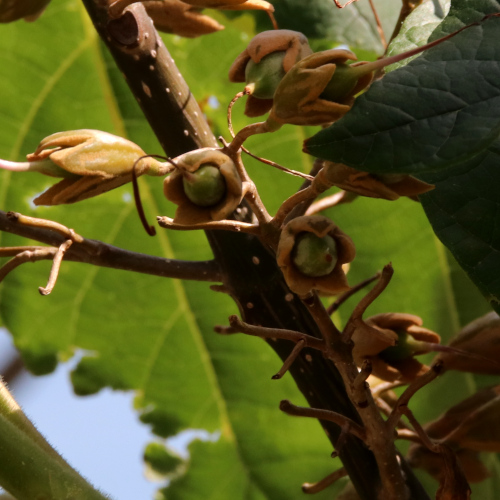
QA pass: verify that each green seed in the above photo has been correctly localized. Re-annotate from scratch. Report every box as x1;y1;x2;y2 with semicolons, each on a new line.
182;165;226;207
291;232;338;277
245;51;287;100
320;63;362;103
379;330;423;363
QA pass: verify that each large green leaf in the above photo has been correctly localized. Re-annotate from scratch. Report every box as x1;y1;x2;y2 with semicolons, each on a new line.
237;0;400;54
0;0;498;499
305;2;500;174
305;0;500;311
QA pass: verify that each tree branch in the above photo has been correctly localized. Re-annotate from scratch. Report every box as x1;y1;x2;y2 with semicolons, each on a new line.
0;210;221;283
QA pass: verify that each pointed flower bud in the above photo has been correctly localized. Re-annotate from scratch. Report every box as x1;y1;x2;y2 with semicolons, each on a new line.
142;0;224;38
229;30;312;117
276;215;355;297
314;161;434;201
435;312;500;375
408;386;500;483
352;313;441;382
163;148;243;224
0;130;168;205
0;0;50;23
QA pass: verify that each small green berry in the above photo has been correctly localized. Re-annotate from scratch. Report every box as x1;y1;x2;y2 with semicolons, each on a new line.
291;232;338;277
182;165;226;207
245;51;287;100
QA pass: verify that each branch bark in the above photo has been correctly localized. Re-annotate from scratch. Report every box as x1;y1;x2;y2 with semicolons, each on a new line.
0;210;221;283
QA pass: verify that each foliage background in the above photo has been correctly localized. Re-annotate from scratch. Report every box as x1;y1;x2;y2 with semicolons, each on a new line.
0;0;498;498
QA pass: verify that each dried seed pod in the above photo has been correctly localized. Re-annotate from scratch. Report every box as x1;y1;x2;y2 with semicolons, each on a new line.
0;0;51;22
314;162;434;201
0;129;167;205
435;311;500;375
142;0;224;38
408;386;500;483
229;30;313;117
352;313;441;382
268;49;373;127
277;215;355;297
163;148;243;224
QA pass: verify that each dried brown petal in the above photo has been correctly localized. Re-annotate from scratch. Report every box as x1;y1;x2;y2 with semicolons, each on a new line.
314;162;434;201
143;0;223;37
436;311;500;375
408;386;500;484
163;148;243;224
276;215;355;297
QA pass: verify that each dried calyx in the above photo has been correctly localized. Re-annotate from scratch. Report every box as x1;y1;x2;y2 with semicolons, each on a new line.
277;215;355;297
163;148;243;224
229;30;312;117
313;161;434;201
352;313;441;382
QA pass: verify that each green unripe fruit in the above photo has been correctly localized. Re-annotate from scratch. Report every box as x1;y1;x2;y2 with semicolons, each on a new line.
245;51;287;99
379;330;423;363
291;232;338;277
182;165;226;207
320;63;365;103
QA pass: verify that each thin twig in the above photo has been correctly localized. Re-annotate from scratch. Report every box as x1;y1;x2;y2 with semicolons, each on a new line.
38;239;73;296
396;428;422;444
156;216;261;234
280;399;366;441
305;191;355;215
367;0;387;49
341;264;393;342
399;406;441;452
0;247;57;284
6;212;84;244
272;339;306;379
215;315;325;351
327;271;381;315
302;468;347;494
0;212;222;283
386;362;443;432
227;91;312;181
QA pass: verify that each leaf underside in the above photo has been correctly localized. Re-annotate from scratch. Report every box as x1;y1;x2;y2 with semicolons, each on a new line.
306;0;500;312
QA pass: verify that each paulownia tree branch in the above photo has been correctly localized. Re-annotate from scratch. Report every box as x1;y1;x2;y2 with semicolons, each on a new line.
79;2;431;499
0;210;221;283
